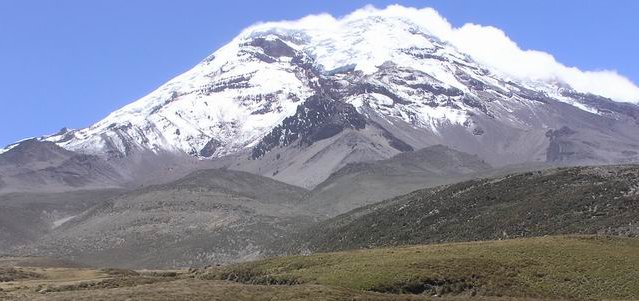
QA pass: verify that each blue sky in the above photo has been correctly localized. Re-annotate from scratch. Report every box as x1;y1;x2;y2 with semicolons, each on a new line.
0;0;638;147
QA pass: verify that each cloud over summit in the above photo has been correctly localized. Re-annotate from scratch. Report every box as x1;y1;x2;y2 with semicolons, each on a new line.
247;5;639;104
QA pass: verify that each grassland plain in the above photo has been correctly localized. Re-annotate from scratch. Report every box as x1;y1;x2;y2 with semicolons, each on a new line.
1;236;638;300
205;236;639;300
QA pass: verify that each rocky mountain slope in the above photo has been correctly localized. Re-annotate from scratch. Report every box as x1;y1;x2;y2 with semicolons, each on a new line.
0;140;124;193
12;169;312;268
2;146;494;267
277;165;639;254
2;6;639;190
0;189;124;252
303;144;492;216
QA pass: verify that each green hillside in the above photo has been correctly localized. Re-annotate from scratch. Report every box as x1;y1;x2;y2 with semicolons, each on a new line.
206;236;639;300
280;166;639;253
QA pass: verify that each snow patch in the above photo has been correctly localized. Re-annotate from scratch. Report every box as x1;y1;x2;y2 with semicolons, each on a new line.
53;215;77;228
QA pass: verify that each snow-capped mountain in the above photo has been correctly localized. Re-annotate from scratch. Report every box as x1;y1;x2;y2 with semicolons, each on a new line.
3;5;639;188
38;35;316;158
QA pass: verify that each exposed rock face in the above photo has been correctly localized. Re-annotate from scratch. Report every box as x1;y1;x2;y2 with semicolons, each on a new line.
252;95;367;159
248;37;297;58
560;90;639;121
546;126;579;162
200;138;221;158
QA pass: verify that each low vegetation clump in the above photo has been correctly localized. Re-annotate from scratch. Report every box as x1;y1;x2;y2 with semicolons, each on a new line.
98;268;140;277
41;276;176;293
0;267;42;282
202;267;303;285
205;235;639;300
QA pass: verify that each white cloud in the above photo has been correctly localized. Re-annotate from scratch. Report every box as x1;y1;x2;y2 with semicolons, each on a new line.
448;23;639;103
244;5;639;103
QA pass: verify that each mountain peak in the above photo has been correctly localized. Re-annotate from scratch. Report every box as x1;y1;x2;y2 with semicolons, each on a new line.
243;4;639;103
2;5;638;189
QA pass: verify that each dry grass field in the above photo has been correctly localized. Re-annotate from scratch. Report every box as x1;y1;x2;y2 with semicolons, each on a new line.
1;236;638;301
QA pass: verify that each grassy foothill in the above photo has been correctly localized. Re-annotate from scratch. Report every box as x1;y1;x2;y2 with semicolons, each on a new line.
206;235;639;300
